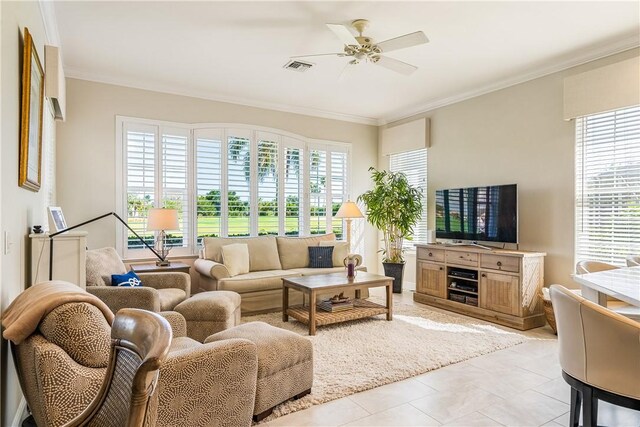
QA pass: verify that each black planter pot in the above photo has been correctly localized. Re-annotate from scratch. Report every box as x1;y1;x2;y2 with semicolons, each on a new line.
383;262;405;294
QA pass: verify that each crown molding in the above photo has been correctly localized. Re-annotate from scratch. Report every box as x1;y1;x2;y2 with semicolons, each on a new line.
379;36;640;125
64;68;379;126
39;0;60;46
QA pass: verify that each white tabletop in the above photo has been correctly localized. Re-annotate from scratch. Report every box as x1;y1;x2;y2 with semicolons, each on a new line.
573;266;640;307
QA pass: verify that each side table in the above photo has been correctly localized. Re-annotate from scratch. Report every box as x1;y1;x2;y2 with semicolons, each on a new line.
130;261;191;275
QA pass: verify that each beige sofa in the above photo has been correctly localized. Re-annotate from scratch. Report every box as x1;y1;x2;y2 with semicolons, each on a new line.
194;233;366;313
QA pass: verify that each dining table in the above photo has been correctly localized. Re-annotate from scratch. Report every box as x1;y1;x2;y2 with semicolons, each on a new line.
573;265;640;308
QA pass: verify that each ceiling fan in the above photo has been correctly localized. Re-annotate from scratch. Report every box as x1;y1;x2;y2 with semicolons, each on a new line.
291;19;429;78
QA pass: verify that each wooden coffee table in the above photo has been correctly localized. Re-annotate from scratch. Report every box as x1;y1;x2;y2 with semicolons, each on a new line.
282;271;393;335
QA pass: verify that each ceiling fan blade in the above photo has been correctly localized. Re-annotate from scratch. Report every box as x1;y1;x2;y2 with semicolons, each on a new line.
339;61;357;81
374;55;418;76
376;31;429;53
290;53;346;59
326;23;360;46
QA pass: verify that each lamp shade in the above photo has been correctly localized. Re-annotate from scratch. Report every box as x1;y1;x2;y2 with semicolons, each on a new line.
334;201;364;219
147;208;179;231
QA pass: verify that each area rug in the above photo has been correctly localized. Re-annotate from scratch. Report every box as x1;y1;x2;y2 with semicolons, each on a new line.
243;299;529;422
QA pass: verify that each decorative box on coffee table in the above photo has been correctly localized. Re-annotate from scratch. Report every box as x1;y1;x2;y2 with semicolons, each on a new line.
282;272;393;335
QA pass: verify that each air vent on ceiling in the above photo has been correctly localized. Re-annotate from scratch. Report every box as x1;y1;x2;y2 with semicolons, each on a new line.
283;60;314;72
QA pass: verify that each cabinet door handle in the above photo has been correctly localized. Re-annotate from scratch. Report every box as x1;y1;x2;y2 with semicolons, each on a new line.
481;273;486;278
459;255;464;259
428;252;433;257
439;267;443;271
497;261;502;267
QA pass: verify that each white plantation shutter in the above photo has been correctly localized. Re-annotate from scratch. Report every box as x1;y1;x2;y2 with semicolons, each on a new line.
125;124;156;249
330;151;348;239
257;133;279;235
389;148;428;246
161;128;190;249
576;106;640;265
283;138;304;236
195;129;223;241
309;149;328;235
227;131;252;237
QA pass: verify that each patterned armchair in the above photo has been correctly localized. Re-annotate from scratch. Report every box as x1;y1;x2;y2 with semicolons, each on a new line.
85;247;191;313
11;300;259;427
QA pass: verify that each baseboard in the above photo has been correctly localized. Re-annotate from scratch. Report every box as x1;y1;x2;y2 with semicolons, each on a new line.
11;398;27;427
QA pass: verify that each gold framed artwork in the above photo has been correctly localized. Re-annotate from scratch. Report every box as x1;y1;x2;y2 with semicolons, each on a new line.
19;27;45;192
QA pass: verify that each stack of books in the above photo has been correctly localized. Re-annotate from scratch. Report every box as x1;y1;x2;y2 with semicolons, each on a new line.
317;299;354;312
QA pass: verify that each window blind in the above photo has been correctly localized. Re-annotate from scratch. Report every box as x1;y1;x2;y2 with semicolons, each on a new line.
161;129;189;249
283;141;304;236
125;125;156;249
196;130;223;241
227;133;251;237
330;151;347;239
576;105;640;265
389;148;428;246
309;150;328;235
257;135;279;235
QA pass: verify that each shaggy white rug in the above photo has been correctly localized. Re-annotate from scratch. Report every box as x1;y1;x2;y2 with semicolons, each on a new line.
244;299;528;422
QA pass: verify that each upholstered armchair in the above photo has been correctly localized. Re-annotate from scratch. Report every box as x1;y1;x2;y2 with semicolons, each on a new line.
550;285;640;427
86;247;191;312
9;299;259;427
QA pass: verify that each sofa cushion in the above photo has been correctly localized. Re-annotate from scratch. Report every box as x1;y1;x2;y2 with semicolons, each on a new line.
319;241;349;267
158;288;187;311
222;243;250;276
86;247;127;287
218;270;302;294
202;236;282;271
276;234;336;270
308;246;334;268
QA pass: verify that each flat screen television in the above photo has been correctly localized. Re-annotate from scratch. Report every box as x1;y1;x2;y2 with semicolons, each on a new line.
435;184;518;244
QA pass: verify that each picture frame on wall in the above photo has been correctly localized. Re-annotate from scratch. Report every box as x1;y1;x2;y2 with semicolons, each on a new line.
48;207;67;232
19;27;45;192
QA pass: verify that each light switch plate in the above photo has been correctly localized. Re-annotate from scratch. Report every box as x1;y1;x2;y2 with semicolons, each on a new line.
4;231;11;255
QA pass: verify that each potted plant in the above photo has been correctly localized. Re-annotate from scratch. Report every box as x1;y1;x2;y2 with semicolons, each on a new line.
358;167;423;293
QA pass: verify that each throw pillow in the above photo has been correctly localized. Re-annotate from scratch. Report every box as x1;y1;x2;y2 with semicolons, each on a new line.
319;241;349;267
111;271;143;287
308;246;334;268
222;243;250;277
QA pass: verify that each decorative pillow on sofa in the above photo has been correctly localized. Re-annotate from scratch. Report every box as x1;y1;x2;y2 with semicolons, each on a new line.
320;241;349;267
111;271;142;287
222;243;250;277
308;246;334;268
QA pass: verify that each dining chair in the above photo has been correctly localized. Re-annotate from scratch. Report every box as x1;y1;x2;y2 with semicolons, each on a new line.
550;285;640;427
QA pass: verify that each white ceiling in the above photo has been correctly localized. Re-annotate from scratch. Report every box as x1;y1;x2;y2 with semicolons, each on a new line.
52;1;640;125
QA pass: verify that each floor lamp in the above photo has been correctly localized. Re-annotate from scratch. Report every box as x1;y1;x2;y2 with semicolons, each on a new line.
48;211;166;280
335;201;364;252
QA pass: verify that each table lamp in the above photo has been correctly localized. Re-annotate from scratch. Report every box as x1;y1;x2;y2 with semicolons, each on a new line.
335;201;364;251
147;208;179;266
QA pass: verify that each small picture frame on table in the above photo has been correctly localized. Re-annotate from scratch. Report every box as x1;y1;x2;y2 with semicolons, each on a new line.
48;207;67;232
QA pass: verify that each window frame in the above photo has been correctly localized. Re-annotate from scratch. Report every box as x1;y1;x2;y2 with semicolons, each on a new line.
574;105;640;266
116;116;351;258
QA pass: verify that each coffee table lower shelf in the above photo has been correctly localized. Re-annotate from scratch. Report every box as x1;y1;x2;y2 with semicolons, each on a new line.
286;299;389;327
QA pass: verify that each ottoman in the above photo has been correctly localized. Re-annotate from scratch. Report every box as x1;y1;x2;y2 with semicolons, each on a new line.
205;321;313;421
174;291;241;342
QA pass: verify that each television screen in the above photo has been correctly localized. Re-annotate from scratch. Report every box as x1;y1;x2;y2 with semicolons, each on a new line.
435;184;518;244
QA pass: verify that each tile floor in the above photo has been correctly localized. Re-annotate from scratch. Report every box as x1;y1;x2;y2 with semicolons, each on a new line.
265;290;640;427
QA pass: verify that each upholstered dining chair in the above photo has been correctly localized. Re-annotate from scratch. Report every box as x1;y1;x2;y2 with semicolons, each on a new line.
10;299;259;427
626;255;640;267
86;247;191;313
575;260;640;321
550;285;640;427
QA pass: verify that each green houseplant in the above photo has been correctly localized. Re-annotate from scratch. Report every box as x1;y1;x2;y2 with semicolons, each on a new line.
358;167;423;293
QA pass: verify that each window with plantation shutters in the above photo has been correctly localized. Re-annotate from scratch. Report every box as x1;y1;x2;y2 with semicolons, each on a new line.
124;124;156;250
117;118;351;256
575;105;640;266
389;148;428;246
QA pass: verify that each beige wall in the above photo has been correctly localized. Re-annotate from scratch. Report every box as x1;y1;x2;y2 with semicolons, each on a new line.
56;79;379;277
1;2;54;424
381;48;639;288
